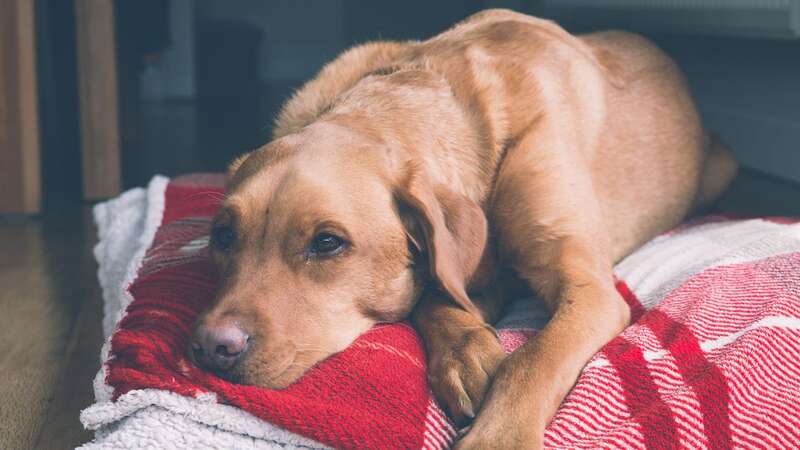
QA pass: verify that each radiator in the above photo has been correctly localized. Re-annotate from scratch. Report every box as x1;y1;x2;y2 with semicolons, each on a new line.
540;0;800;38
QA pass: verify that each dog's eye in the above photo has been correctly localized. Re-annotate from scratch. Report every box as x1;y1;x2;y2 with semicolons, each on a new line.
309;233;346;257
211;225;236;251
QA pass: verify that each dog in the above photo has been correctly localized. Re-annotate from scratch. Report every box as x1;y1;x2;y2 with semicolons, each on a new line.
189;9;737;448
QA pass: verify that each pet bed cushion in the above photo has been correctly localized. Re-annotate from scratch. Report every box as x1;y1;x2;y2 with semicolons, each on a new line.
81;174;800;449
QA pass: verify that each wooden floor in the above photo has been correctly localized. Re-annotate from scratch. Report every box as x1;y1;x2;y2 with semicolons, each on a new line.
0;203;102;449
0;167;797;449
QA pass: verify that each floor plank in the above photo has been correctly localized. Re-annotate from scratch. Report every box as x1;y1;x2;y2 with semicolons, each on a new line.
0;204;101;450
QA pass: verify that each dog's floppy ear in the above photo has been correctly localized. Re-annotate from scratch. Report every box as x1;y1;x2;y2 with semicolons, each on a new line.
395;163;487;318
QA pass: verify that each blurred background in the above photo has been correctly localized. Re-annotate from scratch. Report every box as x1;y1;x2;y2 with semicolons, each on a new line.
9;0;800;212
0;1;798;449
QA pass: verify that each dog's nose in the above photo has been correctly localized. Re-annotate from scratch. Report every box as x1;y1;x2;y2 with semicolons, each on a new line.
191;320;250;372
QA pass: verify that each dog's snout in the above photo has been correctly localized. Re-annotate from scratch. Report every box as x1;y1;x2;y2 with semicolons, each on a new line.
191;320;250;373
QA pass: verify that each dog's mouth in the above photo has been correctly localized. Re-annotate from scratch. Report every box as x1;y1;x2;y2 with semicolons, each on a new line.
217;344;322;389
210;363;245;384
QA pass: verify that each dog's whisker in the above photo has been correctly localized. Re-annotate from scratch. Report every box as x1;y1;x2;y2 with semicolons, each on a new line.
182;191;228;203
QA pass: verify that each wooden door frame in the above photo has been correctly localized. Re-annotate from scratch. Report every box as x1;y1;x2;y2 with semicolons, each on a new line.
75;0;121;200
0;0;41;214
0;0;122;214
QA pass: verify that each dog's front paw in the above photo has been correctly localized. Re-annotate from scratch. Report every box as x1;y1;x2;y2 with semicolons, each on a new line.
427;325;506;426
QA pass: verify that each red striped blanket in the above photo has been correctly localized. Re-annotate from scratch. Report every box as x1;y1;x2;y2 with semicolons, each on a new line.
82;174;800;449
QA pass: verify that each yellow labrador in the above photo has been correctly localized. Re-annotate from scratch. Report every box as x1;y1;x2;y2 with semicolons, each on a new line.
190;9;737;448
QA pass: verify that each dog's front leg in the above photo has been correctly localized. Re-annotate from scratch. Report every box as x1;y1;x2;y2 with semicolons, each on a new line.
454;269;629;449
412;291;507;427
456;130;632;449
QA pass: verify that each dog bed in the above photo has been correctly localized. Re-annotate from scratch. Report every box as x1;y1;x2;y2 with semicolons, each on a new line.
80;174;800;449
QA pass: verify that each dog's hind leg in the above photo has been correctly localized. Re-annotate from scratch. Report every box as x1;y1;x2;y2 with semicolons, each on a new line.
693;133;738;211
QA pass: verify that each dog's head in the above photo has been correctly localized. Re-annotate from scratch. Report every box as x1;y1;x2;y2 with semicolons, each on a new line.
189;122;487;388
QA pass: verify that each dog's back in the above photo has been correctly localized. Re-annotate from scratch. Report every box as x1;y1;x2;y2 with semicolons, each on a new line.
274;9;735;260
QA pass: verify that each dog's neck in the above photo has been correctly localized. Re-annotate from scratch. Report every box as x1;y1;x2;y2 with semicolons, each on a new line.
320;68;497;203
